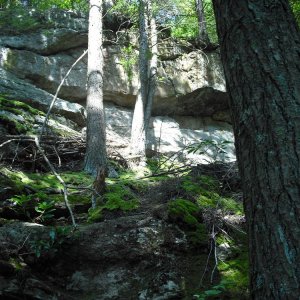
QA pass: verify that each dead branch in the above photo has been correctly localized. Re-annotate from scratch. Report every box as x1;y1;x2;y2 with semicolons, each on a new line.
34;136;76;228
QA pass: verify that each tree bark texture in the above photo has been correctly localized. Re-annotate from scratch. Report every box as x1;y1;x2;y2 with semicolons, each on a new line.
195;0;210;45
130;0;149;160
85;0;107;179
145;0;158;132
212;1;300;298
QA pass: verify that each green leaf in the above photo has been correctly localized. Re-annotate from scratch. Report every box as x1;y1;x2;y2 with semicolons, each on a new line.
204;289;222;296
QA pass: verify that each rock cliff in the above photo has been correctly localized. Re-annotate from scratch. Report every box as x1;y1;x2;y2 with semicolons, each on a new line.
0;8;234;162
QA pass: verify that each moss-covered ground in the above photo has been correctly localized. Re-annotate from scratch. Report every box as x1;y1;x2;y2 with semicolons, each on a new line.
0;155;248;298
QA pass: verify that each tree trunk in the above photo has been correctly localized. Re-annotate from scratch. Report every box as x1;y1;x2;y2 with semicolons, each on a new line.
130;0;149;163
212;0;300;298
145;0;158;133
195;0;210;46
85;0;107;192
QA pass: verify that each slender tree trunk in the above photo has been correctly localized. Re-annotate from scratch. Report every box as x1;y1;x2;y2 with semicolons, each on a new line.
85;0;107;196
145;0;158;133
212;0;300;298
130;0;149;163
195;0;210;46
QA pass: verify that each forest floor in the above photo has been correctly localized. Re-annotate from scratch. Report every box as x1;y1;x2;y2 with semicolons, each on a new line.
0;138;249;299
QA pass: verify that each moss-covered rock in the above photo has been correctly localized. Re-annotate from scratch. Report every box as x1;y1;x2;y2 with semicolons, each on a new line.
168;198;207;247
87;183;140;223
168;198;200;228
0;95;42;135
0;95;81;136
181;175;243;214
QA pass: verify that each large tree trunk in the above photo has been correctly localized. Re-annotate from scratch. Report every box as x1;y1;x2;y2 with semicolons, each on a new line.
85;0;107;194
130;0;149;164
212;0;300;298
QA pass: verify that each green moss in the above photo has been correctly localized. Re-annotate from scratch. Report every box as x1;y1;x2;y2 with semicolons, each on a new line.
0;96;46;134
109;168;165;193
104;184;139;210
0;114;28;134
218;251;249;297
87;207;103;223
181;175;243;214
0;168;27;193
62;171;93;186
186;224;207;247
197;193;243;214
168;198;200;228
87;183;139;223
168;198;207;246
18;172;62;190
1;169;94;203
0;96;45;116
182;175;218;195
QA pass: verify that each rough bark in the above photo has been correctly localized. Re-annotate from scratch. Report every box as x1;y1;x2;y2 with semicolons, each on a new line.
195;0;210;45
85;0;107;186
212;0;300;298
145;0;158;133
130;0;149;162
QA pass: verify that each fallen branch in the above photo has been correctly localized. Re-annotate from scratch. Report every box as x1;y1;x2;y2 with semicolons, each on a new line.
138;164;191;180
34;136;76;228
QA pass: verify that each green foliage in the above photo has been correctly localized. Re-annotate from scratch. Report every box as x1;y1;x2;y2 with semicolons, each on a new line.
3;170;92;192
193;279;234;299
202;0;218;43
111;0;138;20
186;139;233;163
194;232;249;299
7;171;62;190
165;0;217;42
29;226;73;258
290;0;300;24
0;168;25;194
165;0;198;39
0;0;88;11
87;207;103;223
10;192;56;223
34;198;56;222
120;44;138;81
0;7;46;33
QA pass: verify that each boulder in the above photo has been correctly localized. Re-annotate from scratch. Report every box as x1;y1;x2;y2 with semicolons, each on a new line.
0;219;209;299
0;68;85;126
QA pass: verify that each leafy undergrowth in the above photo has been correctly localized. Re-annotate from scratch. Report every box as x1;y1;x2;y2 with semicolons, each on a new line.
0;156;248;298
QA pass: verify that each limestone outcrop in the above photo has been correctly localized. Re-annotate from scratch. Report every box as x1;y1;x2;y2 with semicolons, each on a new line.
0;8;234;161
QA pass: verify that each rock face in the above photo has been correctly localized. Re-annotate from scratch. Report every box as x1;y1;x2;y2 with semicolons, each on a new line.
106;104;235;163
0;8;234;160
0;217;209;299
